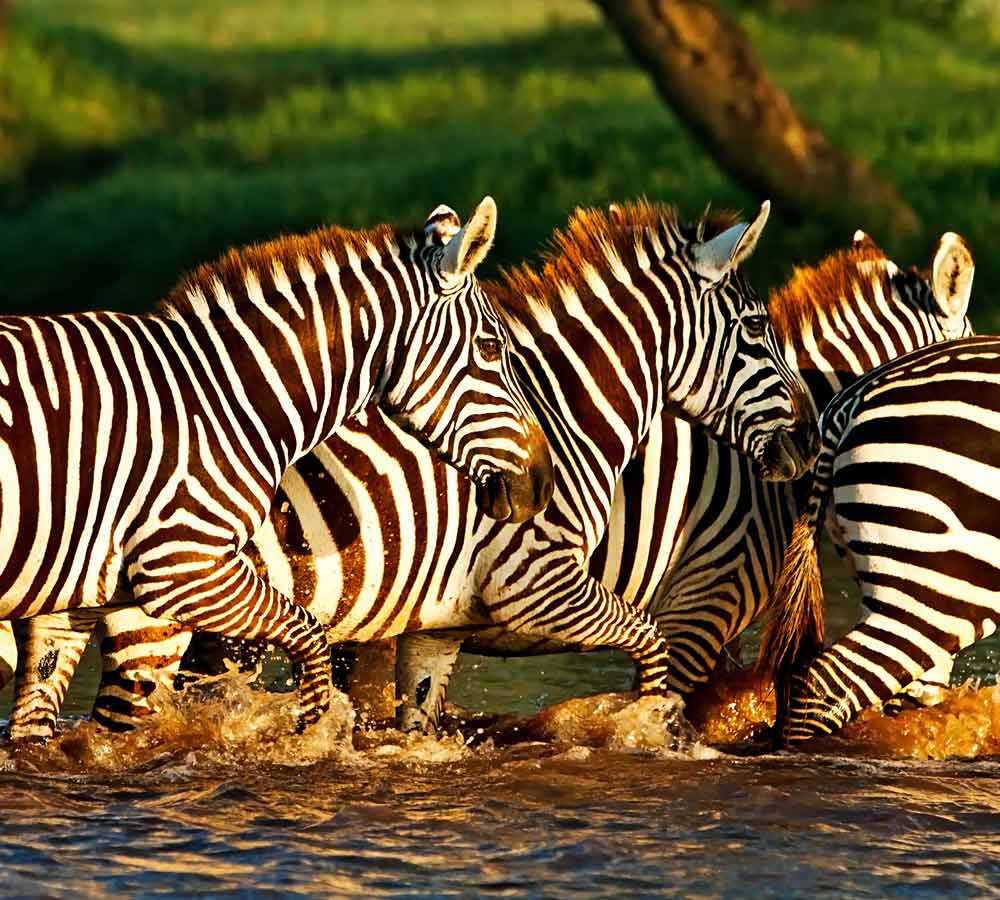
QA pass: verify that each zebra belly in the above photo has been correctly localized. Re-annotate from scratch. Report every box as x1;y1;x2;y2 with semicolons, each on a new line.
0;461;125;618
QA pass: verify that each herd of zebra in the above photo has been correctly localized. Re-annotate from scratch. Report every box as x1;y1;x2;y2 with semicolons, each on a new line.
0;189;995;750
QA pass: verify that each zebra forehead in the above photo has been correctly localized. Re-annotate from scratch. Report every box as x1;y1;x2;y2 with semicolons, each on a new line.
768;240;899;344
493;199;739;322
159;219;429;319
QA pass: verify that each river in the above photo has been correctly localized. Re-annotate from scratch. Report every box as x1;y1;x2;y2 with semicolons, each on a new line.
2;546;999;898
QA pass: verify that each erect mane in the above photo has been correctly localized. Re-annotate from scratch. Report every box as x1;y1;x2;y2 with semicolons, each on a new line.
769;241;897;344
494;199;741;318
161;221;422;318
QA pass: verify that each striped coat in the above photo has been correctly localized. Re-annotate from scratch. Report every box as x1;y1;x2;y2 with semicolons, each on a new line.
764;334;1000;745
395;231;976;724
0;197;554;736
4;198;817;734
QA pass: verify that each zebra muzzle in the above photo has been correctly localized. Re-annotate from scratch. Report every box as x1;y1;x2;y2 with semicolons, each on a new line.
475;438;553;523
755;423;818;482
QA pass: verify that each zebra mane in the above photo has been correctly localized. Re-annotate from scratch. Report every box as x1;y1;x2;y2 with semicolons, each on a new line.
768;241;900;343
160;221;422;319
495;200;740;320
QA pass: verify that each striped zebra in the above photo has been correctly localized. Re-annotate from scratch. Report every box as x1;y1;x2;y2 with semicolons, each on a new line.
762;333;1000;746
0;197;555;737
393;229;977;726
4;198;818;735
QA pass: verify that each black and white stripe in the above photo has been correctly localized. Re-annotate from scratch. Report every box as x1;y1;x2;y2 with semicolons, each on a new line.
6;198;818;734
768;332;1000;745
396;230;976;723
0;197;553;738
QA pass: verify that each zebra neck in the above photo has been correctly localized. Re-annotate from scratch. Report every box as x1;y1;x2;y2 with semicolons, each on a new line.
509;318;659;552
774;258;925;417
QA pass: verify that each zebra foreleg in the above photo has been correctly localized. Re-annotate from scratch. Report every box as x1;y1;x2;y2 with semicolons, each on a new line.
0;621;15;693
884;659;954;714
902;659;954;705
485;566;673;695
396;633;464;732
9;613;95;741
131;553;332;732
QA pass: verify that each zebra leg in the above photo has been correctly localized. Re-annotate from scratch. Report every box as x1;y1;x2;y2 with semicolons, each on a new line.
93;608;194;732
902;658;954;706
885;658;954;713
9;613;95;741
132;553;332;732
484;566;672;694
396;633;464;732
0;621;15;692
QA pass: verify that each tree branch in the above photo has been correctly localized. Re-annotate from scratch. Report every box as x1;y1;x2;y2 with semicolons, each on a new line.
595;0;919;237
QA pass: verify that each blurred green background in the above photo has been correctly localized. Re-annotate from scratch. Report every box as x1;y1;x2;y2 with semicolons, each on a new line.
1;0;999;323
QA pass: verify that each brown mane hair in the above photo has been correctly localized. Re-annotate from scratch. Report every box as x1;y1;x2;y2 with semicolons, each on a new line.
161;222;421;318
768;240;897;344
494;199;741;317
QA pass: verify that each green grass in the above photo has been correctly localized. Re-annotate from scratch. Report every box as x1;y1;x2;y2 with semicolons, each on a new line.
1;0;999;326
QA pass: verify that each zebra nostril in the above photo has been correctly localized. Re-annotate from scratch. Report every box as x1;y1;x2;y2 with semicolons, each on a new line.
530;450;554;510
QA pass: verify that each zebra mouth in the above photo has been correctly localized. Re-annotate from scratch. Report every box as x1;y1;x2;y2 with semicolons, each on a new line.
475;470;513;521
755;425;818;482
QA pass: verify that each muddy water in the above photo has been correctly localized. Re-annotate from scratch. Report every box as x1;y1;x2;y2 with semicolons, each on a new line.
3;545;1000;898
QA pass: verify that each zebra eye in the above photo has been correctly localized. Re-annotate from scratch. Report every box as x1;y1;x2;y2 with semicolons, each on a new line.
743;314;768;338
476;337;504;362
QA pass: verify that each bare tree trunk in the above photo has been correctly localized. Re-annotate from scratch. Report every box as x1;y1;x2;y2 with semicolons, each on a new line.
595;0;919;237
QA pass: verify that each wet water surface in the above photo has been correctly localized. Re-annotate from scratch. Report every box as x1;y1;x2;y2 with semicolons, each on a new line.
3;547;1000;898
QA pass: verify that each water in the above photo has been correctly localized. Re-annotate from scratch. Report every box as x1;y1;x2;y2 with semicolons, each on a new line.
3;545;1000;898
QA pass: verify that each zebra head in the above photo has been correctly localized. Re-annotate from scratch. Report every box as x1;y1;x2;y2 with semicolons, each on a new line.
380;197;553;523
677;201;818;481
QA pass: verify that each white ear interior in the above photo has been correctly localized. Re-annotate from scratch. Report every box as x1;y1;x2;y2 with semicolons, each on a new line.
423;204;462;245
440;196;497;279
931;231;974;320
692;200;770;283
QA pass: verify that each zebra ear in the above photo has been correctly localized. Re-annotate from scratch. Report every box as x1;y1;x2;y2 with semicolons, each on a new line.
440;196;497;280
424;204;462;246
692;200;770;282
931;232;974;320
852;229;882;253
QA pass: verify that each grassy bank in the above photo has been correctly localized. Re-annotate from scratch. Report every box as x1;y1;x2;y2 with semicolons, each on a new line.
1;0;998;324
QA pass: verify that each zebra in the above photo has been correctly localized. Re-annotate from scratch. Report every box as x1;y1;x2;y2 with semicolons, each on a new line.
3;198;818;735
761;333;1000;746
394;229;977;727
0;196;555;737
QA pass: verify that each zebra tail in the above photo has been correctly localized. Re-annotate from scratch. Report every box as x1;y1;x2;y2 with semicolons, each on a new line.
755;509;826;737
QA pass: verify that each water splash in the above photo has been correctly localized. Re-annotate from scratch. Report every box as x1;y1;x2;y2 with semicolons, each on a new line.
0;670;357;775
473;692;718;757
5;664;1000;771
837;682;1000;760
686;668;776;745
683;667;1000;760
